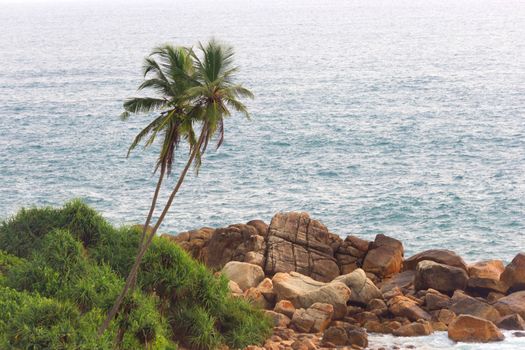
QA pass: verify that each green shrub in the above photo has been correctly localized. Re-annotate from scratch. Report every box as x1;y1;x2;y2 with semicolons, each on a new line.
0;206;63;258
0;250;24;275
172;303;222;350
90;226;140;277
61;199;114;247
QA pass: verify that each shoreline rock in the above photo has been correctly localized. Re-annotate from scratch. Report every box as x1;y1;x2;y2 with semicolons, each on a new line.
161;211;524;350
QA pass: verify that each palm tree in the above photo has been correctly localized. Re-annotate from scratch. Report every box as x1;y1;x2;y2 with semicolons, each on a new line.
98;39;253;337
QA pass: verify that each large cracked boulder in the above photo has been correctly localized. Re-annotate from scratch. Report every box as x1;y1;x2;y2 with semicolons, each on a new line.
272;271;351;319
333;268;382;305
362;234;403;279
448;315;504;343
265;212;342;282
404;249;467;271
291;303;333;333
414;260;468;293
500;253;525;293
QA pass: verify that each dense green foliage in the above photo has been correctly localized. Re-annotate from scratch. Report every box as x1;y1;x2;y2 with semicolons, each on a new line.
0;200;271;349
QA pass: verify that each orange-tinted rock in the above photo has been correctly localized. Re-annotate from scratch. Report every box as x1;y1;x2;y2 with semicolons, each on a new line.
388;295;432;322
448;315;504;342
500;253;525;293
274;299;296;318
264;310;291;327
467;260;507;294
432;309;457;325
393;320;433;337
362;234;403;278
291;303;333;333
404;249;467;271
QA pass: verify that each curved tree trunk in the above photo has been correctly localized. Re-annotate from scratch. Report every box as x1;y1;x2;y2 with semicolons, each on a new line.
140;162;166;248
98;126;207;337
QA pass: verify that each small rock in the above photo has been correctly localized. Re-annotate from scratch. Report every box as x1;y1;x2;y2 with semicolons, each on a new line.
257;277;276;303
448;315;504;342
291;303;333;333
322;326;348;346
244;287;271;309
467;260;507;294
264;310;291;327
424;291;451;311
388;295;432;322
367;298;388;316
347;328;368;348
497;314;525;330
274;300;296;318
222;261;265;291
432;309;456;325
228;280;243;295
393;320;433;337
362;234;404;279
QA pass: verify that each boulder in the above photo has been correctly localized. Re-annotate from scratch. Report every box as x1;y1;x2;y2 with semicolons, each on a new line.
497;314;525;330
366;298;388;316
162;227;214;260
264;310;291;327
274;300;296;318
291;303;333;333
265;212;342;282
388;295;432;322
272;272;351;319
362;234;403;278
243;287;271;309
414;260;468;293
227;280;243;295
424;291;451;311
494;291;525;318
321;326;348;346
432;309;456;325
204;224;266;269
379;270;415;294
347;328;368;348
404;249;467;271
336;236;368;275
500;253;525;293
449;291;501;323
333;268;382;305
467;260;507;294
393;320;433;337
448;315;504;342
257;278;276;303
221;261;265;291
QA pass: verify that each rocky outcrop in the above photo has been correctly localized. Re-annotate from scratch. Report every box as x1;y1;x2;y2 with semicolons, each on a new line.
404;249;468;271
414;260;468;293
500;253;525;293
448;315;504;342
362;234;403;278
264;212;341;282
161;213;525;349
221;261;265;291
333;268;382;306
272;272;351;319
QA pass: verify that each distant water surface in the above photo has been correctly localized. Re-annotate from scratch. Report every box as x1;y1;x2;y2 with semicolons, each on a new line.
1;0;524;266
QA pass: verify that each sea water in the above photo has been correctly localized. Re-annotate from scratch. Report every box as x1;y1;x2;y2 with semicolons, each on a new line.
1;0;524;348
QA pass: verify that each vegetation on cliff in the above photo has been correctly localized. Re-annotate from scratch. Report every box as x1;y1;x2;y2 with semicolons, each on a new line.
0;200;271;349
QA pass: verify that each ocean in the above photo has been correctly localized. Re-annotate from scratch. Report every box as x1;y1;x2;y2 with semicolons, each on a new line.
1;0;524;276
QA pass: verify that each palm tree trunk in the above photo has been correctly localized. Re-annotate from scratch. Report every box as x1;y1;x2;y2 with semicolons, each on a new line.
97;125;207;337
140;162;166;248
